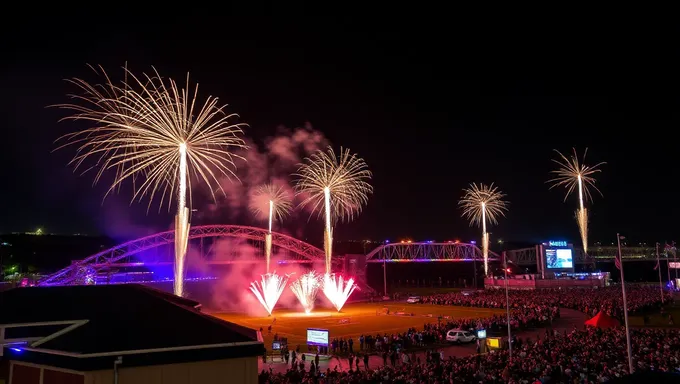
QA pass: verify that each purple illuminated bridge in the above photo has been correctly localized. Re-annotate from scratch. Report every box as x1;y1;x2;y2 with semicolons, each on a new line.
37;225;497;287
38;225;327;286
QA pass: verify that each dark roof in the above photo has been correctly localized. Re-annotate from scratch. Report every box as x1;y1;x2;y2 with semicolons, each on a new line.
0;285;263;370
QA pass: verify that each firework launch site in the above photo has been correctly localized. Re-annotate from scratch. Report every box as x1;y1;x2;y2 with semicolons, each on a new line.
213;302;504;350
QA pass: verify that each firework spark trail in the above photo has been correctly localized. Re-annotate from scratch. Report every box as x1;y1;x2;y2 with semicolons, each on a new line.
576;208;588;253
250;272;290;316
54;66;247;296
548;148;605;254
295;146;372;311
250;184;292;272
290;271;321;314
459;183;509;276
323;187;332;274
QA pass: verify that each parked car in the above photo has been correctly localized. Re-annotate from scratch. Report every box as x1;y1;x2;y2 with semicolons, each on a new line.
406;296;421;303
446;329;476;344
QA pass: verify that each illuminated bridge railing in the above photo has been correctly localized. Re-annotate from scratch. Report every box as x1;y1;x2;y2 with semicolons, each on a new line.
365;242;499;263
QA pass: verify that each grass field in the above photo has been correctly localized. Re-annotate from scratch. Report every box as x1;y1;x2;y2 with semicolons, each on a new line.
211;302;504;348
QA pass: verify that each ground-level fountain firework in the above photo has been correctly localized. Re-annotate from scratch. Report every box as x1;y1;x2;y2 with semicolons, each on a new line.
289;271;321;314
249;272;289;316
322;273;359;312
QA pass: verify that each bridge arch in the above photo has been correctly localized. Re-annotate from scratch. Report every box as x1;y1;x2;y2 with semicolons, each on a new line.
39;225;325;286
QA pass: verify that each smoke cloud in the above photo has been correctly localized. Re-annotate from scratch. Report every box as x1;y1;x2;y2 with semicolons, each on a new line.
185;237;326;315
196;122;329;225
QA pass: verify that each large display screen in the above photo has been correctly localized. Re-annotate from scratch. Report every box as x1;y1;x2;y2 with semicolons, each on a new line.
306;328;329;346
546;248;573;269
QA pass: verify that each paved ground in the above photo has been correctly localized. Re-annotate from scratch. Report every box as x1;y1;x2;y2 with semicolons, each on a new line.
258;308;588;373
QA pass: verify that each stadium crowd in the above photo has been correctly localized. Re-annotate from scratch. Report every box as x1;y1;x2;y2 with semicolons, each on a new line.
422;286;670;319
260;286;677;383
260;326;680;383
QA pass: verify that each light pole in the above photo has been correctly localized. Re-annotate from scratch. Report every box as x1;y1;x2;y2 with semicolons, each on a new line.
382;241;388;297
472;240;478;288
503;251;512;360
617;234;633;374
656;243;664;304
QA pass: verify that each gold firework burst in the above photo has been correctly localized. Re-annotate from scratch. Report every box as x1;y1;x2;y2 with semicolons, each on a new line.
54;65;248;212
294;146;373;223
249;183;293;223
459;183;509;227
547;148;605;203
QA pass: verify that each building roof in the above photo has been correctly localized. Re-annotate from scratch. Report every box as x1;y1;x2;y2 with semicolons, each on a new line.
0;285;264;370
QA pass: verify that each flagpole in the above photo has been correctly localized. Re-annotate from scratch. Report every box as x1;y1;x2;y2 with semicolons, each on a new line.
617;233;634;374
675;242;678;283
657;243;664;304
503;251;512;360
667;243;672;286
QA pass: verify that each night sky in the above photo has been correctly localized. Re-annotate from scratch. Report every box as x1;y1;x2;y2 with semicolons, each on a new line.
1;10;678;246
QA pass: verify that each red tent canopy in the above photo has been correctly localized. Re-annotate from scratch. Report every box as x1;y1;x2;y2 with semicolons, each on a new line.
584;311;620;328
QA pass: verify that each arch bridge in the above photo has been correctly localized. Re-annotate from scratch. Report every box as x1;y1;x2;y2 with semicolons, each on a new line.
38;225;327;286
365;242;499;262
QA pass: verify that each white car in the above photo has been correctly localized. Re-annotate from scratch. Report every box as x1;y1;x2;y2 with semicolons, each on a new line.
446;329;476;344
406;296;421;303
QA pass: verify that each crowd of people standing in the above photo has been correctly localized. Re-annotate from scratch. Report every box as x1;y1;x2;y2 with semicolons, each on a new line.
260;286;676;383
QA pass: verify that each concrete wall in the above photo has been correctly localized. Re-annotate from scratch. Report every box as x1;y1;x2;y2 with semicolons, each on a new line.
85;356;258;384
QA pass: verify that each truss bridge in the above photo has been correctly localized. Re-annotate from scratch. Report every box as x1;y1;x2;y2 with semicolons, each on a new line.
365;241;499;263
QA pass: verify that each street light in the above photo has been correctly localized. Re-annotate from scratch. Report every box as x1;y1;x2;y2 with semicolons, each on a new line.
502;251;512;360
616;234;634;374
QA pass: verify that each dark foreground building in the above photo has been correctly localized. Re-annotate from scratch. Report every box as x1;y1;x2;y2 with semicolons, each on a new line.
0;285;263;384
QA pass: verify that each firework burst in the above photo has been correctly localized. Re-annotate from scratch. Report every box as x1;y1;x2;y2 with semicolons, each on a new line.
459;183;509;276
54;65;247;296
295;146;371;312
250;183;292;273
295;146;372;273
250;272;290;316
548;148;605;254
290;271;321;314
250;184;293;232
